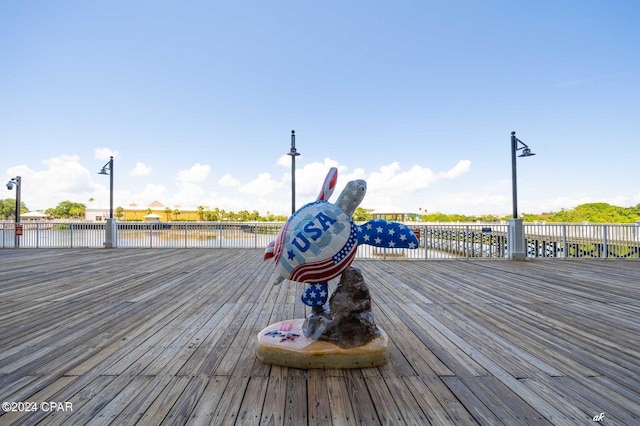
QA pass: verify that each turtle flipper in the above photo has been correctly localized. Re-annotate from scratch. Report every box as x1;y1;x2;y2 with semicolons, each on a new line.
316;167;338;201
264;240;275;259
301;282;329;307
357;219;419;249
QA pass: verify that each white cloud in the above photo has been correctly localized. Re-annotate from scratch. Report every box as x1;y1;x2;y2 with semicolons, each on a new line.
439;160;471;179
267;159;475;214
219;174;240;187
295;158;342;198
130;184;168;208
177;163;210;183
129;162;152;176
94;148;119;161
239;172;282;196
366;160;471;196
17;151;635;218
171;182;206;208
276;154;290;167
5;155;97;210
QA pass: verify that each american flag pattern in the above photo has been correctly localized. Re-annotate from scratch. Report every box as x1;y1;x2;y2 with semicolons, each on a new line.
356;219;419;249
263;167;419;308
289;217;358;283
301;282;329;306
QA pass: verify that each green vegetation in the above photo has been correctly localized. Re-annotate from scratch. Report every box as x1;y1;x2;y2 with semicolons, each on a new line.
45;200;86;219
200;208;286;222
421;203;640;223
0;198;28;220
419;212;503;223
520;203;640;223
353;207;372;221
3;198;639;223
115;206;125;219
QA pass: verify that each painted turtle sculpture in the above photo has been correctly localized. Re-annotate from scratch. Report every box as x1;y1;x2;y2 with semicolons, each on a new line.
265;167;419;307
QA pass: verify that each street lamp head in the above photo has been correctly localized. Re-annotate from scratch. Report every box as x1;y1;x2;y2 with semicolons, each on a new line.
518;148;536;157
6;177;19;190
288;129;300;156
98;157;113;175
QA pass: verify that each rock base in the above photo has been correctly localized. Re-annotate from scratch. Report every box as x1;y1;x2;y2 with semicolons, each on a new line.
256;318;389;369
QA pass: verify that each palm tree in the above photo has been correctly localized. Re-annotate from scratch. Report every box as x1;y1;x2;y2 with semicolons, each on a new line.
115;206;125;220
164;207;172;221
197;205;208;221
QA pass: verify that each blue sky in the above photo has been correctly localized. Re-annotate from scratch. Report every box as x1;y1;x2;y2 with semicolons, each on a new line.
2;1;639;216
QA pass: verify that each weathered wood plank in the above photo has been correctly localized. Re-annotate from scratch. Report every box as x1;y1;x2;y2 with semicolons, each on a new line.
236;376;268;425
284;374;308;425
112;375;176;426
0;249;638;425
185;375;229;425
259;365;286;425
210;375;250;425
0;376;76;426
326;376;357;425
307;369;331;426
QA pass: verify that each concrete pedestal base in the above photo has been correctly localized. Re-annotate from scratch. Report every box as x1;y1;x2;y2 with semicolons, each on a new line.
256;319;389;369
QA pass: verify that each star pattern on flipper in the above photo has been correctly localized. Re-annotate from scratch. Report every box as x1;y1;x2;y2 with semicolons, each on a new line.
302;282;329;306
357;219;420;249
332;225;358;263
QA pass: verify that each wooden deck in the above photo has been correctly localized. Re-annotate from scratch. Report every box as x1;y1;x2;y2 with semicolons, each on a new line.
0;249;638;425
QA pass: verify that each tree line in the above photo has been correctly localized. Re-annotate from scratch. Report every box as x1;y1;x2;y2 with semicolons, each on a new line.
419;202;640;223
1;199;639;223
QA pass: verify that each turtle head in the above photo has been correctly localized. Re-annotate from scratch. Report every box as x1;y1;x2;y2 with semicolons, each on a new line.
335;179;367;217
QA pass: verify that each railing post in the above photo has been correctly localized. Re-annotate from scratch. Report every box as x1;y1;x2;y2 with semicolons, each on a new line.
602;225;608;258
103;218;117;248
424;225;428;259
254;224;258;248
508;218;526;260
465;225;470;258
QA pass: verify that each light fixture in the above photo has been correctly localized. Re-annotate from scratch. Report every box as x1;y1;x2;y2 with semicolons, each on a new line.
6;176;21;248
511;131;536;218
98;157;114;219
287;130;300;215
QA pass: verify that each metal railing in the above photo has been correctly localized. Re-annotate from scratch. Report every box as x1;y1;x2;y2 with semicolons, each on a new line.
2;221;639;259
356;224;509;259
524;223;640;258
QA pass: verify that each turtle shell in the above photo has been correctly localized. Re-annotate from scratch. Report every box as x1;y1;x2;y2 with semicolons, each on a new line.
273;200;359;283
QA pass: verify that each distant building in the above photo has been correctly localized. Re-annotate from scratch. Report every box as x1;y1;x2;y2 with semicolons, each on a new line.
22;211;49;221
144;213;161;223
85;208;110;222
371;212;421;222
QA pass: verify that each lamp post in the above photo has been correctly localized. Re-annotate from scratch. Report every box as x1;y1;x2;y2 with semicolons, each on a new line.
509;131;536;260
287;130;300;215
98;156;114;219
98;156;116;248
6;176;21;248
